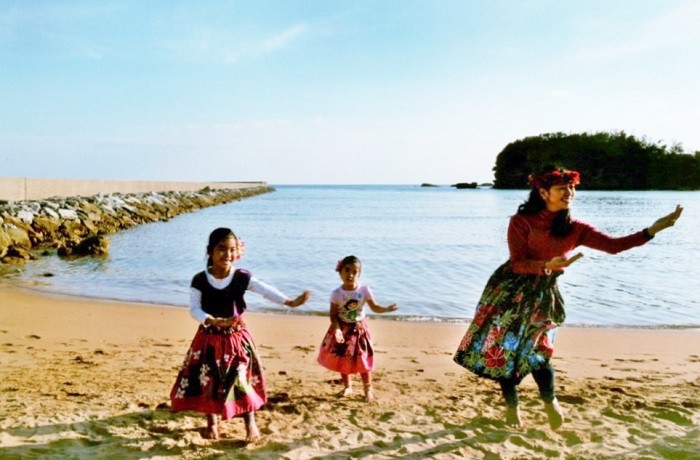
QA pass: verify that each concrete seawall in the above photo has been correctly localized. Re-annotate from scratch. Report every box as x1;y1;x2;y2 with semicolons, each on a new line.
0;177;267;201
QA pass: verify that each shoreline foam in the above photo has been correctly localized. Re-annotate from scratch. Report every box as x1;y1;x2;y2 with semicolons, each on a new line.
4;278;700;331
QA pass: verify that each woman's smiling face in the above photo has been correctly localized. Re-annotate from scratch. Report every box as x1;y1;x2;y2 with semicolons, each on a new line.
540;183;576;212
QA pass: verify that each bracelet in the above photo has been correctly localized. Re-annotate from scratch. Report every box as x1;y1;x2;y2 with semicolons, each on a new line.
642;228;655;240
542;261;552;276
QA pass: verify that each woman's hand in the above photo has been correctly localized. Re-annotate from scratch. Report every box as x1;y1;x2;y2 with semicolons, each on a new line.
544;252;584;271
648;205;683;237
384;304;398;313
285;290;311;308
334;328;344;343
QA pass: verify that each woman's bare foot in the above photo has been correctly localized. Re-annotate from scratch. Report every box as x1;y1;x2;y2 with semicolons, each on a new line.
505;406;522;427
544;399;564;430
244;413;261;444
364;385;374;403
205;414;220;439
339;386;353;398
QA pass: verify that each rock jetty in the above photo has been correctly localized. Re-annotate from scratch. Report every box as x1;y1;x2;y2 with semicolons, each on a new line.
0;185;273;264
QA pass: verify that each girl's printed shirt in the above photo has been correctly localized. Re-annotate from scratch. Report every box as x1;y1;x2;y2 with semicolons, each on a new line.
332;285;373;323
189;269;289;324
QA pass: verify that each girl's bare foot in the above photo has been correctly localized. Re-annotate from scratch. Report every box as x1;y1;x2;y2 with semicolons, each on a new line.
364;385;374;403
205;414;220;439
339;386;353;398
244;413;261;444
505;406;522;427
245;421;261;444
544;399;564;430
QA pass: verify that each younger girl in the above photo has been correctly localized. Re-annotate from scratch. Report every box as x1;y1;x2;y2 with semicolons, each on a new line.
170;227;310;442
317;255;398;402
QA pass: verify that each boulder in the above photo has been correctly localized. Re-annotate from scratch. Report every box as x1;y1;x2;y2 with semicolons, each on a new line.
58;209;79;220
4;224;31;249
17;210;35;223
0;227;12;258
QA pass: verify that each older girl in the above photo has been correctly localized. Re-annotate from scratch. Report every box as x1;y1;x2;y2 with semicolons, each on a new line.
170;227;310;442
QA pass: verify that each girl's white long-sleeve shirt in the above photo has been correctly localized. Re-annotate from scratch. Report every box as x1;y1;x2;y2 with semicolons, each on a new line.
189;269;289;324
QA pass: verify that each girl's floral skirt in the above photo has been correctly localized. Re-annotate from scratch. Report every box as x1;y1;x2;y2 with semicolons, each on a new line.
170;319;266;420
317;319;374;374
453;261;565;383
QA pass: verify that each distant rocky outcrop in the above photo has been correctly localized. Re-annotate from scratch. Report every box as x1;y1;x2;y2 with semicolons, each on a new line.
451;182;478;189
0;185;273;264
421;183;439;187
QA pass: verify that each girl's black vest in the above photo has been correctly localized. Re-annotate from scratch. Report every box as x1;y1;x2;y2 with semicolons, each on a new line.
190;269;251;318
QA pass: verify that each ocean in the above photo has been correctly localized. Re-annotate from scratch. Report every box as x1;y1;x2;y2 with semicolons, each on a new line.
8;185;699;327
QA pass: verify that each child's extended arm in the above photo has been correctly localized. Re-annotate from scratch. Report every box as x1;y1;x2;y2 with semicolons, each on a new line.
366;298;398;314
330;302;344;343
285;290;311;308
248;277;310;308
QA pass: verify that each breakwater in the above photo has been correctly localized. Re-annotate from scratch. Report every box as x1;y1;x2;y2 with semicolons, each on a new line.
0;185;273;264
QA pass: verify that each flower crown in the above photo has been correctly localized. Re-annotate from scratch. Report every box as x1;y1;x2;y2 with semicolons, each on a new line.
527;169;580;189
233;240;246;260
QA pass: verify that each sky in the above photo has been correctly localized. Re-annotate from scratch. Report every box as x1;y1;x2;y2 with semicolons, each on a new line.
1;1;699;185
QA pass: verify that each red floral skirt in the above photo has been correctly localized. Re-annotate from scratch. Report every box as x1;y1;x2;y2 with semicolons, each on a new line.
170;318;266;419
317;319;374;374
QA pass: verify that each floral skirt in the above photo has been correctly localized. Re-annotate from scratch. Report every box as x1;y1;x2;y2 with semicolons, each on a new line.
453;261;565;383
170;319;266;419
317;319;374;374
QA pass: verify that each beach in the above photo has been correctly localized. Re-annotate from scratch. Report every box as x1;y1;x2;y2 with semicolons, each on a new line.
1;287;698;459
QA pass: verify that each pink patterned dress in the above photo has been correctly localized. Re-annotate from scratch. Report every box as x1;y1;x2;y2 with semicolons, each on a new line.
317;285;375;374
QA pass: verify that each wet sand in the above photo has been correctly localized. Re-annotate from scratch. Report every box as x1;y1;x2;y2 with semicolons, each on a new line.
1;287;698;459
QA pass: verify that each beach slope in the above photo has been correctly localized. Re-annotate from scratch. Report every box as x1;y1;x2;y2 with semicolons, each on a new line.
1;287;698;459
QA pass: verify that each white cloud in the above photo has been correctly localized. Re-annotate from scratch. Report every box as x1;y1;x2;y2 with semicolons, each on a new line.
258;24;307;54
166;23;308;64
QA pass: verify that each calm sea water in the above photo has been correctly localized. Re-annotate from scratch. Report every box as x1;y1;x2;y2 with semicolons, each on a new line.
8;186;700;327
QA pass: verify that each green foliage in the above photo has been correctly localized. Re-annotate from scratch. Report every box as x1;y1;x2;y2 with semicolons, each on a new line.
492;132;700;190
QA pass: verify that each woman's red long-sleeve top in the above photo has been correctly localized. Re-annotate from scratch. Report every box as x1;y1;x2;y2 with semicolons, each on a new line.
507;209;650;275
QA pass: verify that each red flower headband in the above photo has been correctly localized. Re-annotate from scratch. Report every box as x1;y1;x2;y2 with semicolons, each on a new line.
232;239;246;260
527;169;580;189
335;260;344;272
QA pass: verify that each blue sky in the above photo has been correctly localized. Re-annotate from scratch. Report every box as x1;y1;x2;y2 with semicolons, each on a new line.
1;1;698;184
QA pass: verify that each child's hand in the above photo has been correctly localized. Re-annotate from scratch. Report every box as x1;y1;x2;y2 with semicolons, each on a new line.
334;328;345;343
286;290;311;308
386;304;398;312
208;317;230;327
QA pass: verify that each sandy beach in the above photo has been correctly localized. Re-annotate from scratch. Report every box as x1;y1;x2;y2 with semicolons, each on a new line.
1;286;698;459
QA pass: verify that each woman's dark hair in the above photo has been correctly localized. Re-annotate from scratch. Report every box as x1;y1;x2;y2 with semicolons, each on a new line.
517;166;574;238
336;255;361;272
206;227;238;267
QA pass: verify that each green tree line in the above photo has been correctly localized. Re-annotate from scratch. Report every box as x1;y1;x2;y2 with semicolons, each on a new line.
492;132;700;190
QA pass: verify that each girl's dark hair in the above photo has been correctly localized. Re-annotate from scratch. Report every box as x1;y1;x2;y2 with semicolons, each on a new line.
206;227;238;267
336;255;361;272
517;166;573;238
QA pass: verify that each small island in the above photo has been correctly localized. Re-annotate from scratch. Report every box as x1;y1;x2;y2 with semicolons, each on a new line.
451;182;478;189
492;131;700;190
420;183;439;187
